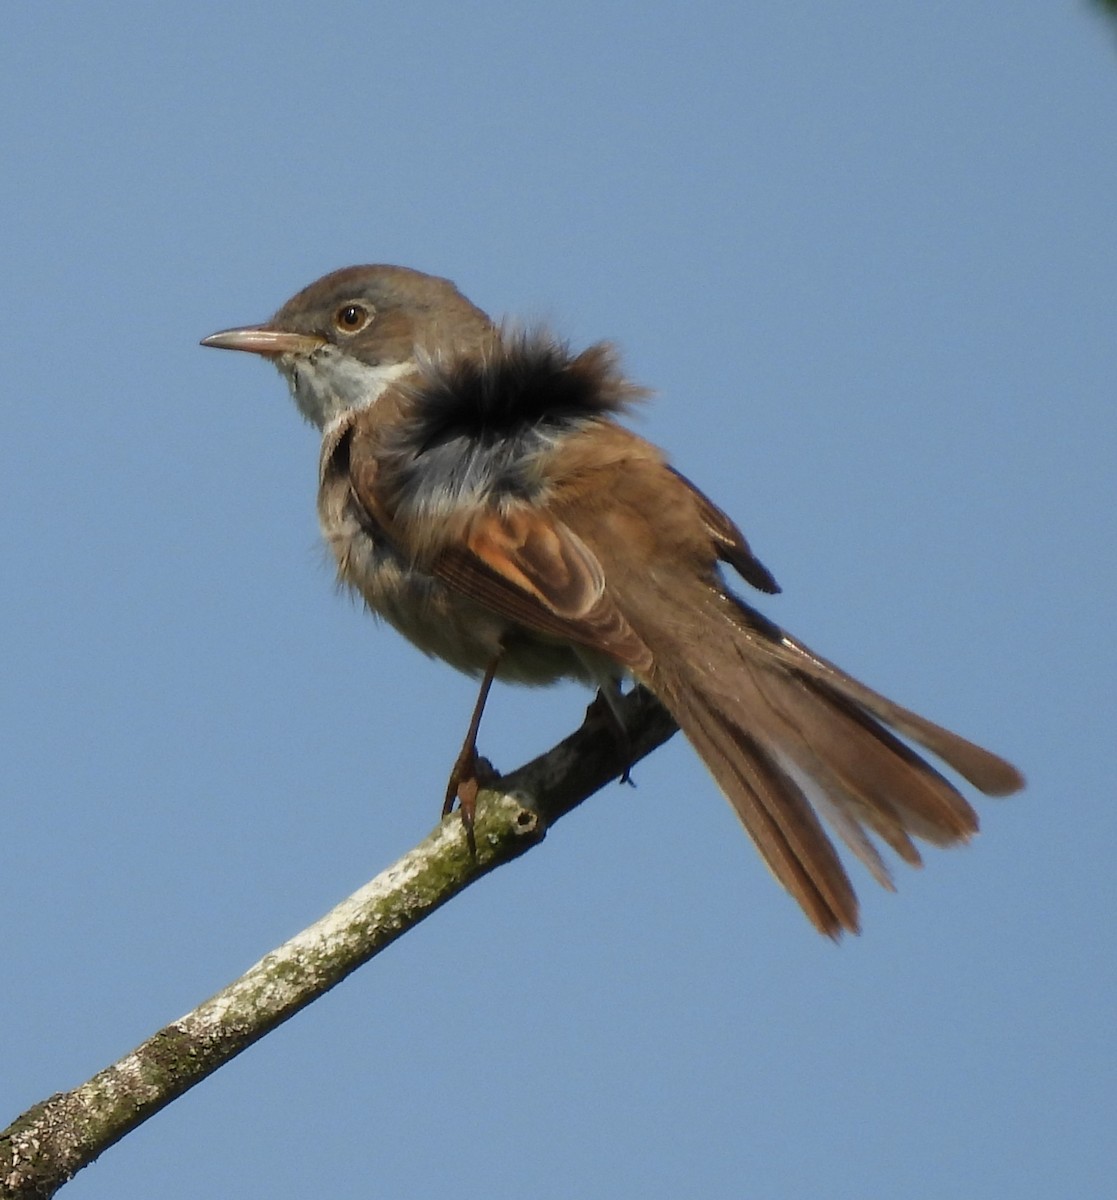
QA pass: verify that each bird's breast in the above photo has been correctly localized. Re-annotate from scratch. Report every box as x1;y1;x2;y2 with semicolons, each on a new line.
316;456;598;687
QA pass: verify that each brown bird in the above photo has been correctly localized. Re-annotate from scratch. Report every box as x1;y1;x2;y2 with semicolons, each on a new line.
201;264;1023;937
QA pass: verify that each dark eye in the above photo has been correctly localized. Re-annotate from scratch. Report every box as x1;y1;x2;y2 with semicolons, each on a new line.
334;303;371;333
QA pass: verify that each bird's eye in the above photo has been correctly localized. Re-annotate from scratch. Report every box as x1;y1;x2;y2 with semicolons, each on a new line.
334;303;371;334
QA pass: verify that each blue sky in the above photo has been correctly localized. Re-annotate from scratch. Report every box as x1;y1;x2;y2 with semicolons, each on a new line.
3;5;1114;1197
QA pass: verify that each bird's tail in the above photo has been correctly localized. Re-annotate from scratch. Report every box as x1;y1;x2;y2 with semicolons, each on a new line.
644;592;1023;937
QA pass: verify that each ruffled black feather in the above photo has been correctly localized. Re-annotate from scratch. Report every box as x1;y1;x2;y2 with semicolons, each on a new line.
412;331;643;449
381;331;647;521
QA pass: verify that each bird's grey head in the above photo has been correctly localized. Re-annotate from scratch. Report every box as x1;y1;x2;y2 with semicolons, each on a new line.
201;264;494;429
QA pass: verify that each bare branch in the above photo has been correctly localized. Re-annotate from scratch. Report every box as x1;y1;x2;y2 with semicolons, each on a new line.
1;689;676;1199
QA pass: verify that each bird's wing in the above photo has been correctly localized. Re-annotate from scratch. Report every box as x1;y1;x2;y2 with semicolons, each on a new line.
338;417;650;669
434;505;653;673
666;467;781;594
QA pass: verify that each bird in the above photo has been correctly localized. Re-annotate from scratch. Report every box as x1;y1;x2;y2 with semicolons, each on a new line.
201;263;1023;937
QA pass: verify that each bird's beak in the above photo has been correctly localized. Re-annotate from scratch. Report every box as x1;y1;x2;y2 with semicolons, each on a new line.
200;324;328;357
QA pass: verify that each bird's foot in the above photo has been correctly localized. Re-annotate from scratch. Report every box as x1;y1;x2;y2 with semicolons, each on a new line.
582;689;636;786
443;751;501;854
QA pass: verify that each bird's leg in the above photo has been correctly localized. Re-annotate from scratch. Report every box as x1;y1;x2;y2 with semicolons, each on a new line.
581;678;636;785
443;651;503;850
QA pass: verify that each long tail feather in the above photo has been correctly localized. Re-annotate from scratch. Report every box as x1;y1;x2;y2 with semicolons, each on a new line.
737;606;1024;797
640;589;1022;935
657;668;860;936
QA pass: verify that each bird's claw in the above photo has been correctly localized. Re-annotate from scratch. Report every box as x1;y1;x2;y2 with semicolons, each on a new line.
443;752;500;854
582;689;636;786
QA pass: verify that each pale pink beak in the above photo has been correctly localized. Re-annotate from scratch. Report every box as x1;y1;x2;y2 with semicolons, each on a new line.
200;325;327;357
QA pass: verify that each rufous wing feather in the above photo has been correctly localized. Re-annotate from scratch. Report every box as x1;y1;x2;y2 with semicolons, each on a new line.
434;506;653;673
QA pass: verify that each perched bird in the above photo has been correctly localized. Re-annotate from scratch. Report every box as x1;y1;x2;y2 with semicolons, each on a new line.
202;264;1023;937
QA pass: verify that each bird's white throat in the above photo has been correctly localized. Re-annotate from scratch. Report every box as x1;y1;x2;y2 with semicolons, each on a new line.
281;348;414;430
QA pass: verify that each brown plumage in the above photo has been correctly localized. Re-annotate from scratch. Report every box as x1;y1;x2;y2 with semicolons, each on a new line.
202;264;1024;937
